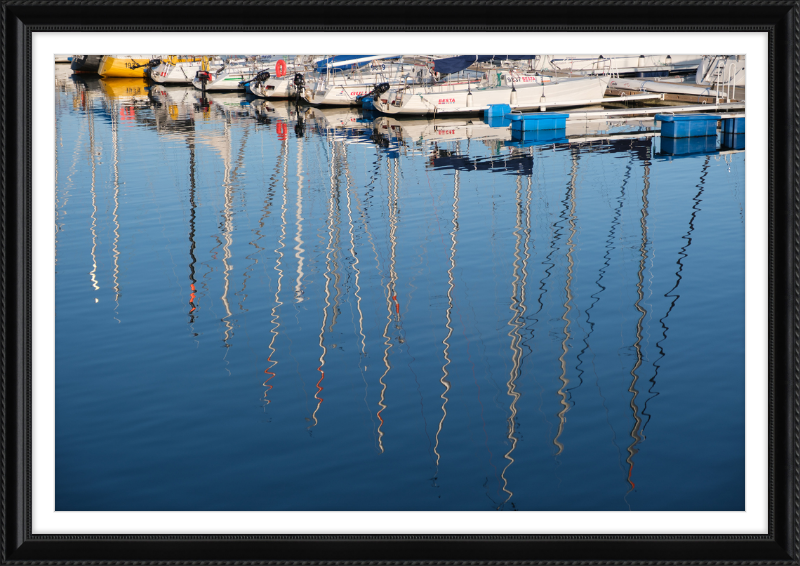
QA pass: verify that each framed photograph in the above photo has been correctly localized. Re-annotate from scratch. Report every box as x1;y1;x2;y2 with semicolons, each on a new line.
4;1;797;562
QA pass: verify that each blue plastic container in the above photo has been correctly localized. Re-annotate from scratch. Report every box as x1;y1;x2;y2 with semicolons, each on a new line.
508;112;569;132
485;115;512;129
721;133;746;150
721;117;745;134
361;97;376;111
484;104;511;120
655;113;721;138
506;129;568;148
660;135;717;155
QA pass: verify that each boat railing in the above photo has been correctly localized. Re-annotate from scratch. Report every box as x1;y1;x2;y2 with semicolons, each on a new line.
724;61;738;100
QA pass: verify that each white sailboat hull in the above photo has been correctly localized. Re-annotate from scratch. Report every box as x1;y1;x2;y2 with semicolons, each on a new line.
302;67;417;106
192;68;256;91
609;77;728;98
250;76;297;99
373;76;610;115
150;62;204;84
541;55;702;75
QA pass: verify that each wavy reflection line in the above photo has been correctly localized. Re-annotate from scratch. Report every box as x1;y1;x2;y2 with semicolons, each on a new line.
343;150;367;375
55;107;62;264
376;156;400;453
517;151;555;441
575;150;633;480
219;123;236;347
624;149;651;501
348;165;382;447
294;138;306;304
59;105;86;242
553;151;579;456
499;173;528;508
328;152;344;333
111;103;121;320
433;169;457;471
187;136;199;326
264;138;290;405
641;155;712;436
311;139;339;429
88;102;100;299
433;164;466;478
341;147;379;439
219;125;251;346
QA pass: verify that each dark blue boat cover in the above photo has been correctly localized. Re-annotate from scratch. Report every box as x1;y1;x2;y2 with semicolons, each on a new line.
432;55;536;75
315;56;372;72
313;55;403;72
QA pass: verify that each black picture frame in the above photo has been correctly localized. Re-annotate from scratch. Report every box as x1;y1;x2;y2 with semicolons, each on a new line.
3;1;797;563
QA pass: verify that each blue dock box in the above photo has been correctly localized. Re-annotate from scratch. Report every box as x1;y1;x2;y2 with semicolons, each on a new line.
655;113;721;138
485;115;512;128
721;117;745;134
507;129;569;148
508;112;569;133
484;104;511;120
721;133;745;150
660;135;717;156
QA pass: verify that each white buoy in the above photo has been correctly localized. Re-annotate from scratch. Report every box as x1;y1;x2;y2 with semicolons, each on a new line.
540;95;547;112
510;89;517;105
466;91;473;107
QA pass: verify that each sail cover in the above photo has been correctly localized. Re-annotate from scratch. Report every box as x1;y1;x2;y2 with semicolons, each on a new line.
315;56;372;72
315;55;404;72
432;55;537;75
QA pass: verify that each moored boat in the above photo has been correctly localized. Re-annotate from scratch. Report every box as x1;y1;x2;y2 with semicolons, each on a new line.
247;57;320;99
609;77;730;99
149;56;216;84
695;55;745;87
98;55;154;78
191;59;259;91
71;55;103;74
373;72;608;115
299;56;417;106
538;54;703;77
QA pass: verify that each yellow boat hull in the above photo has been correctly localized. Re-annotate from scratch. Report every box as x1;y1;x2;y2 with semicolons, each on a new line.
98;78;150;100
98;55;151;78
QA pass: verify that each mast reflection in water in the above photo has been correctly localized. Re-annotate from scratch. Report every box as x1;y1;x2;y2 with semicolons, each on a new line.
55;66;745;512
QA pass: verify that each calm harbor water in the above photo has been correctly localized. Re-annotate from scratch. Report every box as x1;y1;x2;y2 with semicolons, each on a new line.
55;66;745;512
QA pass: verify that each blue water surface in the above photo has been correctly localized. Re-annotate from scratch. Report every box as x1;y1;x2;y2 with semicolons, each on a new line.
54;69;745;512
